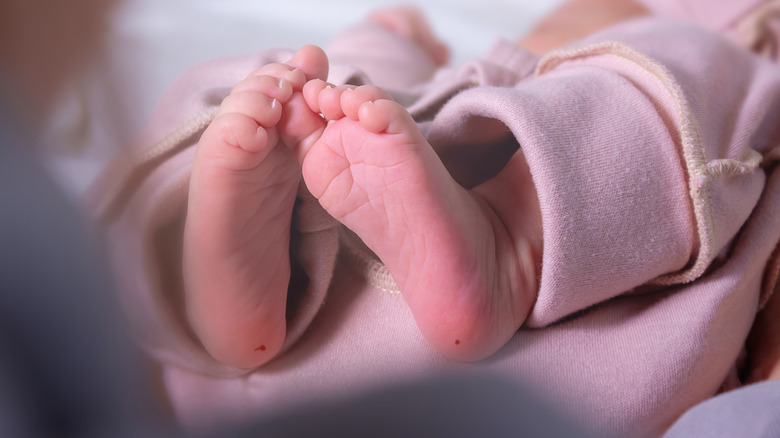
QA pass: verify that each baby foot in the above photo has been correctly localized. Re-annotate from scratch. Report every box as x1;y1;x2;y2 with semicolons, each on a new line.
184;46;328;368
300;81;542;361
368;6;450;66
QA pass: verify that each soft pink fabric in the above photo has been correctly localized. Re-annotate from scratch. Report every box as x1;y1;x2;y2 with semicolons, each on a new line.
638;0;780;61
87;13;780;438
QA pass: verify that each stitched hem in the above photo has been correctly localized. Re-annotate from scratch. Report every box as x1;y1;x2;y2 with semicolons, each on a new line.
93;106;219;222
339;229;401;294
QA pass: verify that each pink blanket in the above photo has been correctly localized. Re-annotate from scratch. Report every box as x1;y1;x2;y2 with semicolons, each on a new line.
87;6;780;437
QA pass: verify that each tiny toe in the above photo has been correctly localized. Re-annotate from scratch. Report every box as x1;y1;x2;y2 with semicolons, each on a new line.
232;75;294;102
340;85;393;120
202;113;277;166
247;63;307;89
287;45;330;82
249;62;294;79
218;91;282;128
302;79;331;114
249;125;278;154
319;85;355;120
358;99;417;135
282;69;308;90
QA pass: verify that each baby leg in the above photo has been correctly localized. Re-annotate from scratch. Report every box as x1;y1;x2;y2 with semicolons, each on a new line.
300;80;542;361
184;46;328;368
518;0;649;54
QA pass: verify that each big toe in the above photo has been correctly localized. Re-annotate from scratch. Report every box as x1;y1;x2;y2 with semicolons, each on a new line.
288;45;330;82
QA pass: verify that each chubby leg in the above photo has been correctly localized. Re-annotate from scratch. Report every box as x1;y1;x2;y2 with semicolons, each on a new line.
184;46;328;368
517;0;649;55
300;80;542;361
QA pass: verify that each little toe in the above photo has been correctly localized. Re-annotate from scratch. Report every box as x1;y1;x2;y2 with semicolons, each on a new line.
232;75;294;103
247;63;307;90
339;85;393;120
318;85;356;120
218;91;282;128
302;79;331;114
201;112;279;167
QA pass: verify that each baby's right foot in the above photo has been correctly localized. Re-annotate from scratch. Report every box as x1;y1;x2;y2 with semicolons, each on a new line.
184;46;328;368
300;81;542;361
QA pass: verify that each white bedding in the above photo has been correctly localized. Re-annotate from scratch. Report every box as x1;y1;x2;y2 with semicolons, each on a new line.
44;0;565;196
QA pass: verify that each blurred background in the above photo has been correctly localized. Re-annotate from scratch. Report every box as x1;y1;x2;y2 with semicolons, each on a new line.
40;0;565;198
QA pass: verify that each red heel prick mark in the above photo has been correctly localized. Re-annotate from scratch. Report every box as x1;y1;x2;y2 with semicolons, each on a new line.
455;339;461;345
255;345;266;352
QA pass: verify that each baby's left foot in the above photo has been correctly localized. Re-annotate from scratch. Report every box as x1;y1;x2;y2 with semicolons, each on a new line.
368;6;450;66
300;81;541;361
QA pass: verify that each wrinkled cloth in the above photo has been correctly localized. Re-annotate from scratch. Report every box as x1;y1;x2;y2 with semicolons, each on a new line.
86;11;780;438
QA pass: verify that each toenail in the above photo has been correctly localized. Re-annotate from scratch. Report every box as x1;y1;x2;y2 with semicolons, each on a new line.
286;69;304;83
278;78;285;89
271;98;278;109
